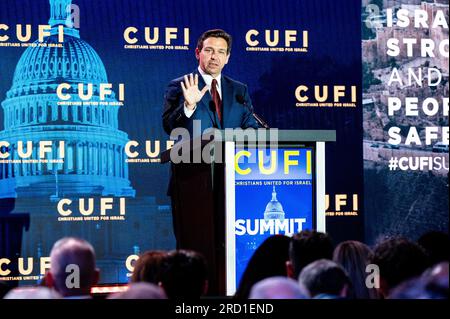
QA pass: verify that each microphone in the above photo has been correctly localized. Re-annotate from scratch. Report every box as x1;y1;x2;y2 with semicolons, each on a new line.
236;94;270;129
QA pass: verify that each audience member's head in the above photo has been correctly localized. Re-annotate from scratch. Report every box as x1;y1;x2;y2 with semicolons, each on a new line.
370;236;429;298
288;230;334;279
131;250;167;284
3;286;62;299
108;282;167;299
45;237;99;297
298;259;351;299
234;235;291;299
418;231;449;266
333;240;379;299
249;276;307;299
389;262;449;299
158;249;208;299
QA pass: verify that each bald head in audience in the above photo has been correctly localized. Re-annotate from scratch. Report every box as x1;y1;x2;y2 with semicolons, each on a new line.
45;237;99;298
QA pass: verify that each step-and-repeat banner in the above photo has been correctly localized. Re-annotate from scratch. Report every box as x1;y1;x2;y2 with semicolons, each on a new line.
0;0;447;286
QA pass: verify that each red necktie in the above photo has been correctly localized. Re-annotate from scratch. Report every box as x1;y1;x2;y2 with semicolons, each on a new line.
211;79;222;123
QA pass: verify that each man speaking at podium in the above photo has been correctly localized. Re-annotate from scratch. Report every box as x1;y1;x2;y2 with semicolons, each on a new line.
162;28;260;248
162;29;261;295
162;29;259;135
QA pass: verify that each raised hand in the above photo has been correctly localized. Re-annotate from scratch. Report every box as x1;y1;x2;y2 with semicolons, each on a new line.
180;73;209;110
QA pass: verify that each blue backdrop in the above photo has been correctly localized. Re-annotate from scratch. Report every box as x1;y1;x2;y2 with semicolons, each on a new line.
0;0;362;285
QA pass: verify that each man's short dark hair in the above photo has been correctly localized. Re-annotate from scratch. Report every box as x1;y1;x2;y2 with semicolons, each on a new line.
370;237;429;292
131;250;167;284
289;230;334;279
159;250;208;299
197;29;232;54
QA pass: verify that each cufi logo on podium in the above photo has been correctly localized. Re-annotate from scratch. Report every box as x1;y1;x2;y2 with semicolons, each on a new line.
235;150;312;176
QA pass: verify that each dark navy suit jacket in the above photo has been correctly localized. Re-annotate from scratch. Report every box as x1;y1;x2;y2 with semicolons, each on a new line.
162;70;259;136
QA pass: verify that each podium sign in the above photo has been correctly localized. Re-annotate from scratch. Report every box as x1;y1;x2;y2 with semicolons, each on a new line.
162;129;334;296
225;139;328;295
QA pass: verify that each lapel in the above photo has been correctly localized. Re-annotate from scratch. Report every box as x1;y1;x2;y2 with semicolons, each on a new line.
195;70;220;128
221;75;234;128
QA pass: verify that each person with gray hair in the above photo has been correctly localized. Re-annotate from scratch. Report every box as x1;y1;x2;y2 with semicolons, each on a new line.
45;237;99;298
298;259;352;299
249;276;307;299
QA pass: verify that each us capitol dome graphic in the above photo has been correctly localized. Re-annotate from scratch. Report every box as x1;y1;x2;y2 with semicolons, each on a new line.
0;0;176;285
0;0;135;198
264;186;285;221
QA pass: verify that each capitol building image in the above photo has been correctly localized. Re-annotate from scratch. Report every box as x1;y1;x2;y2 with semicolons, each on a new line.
0;0;134;198
0;0;174;284
264;186;286;221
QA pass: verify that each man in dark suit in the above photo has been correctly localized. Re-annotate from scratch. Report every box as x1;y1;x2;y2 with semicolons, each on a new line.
163;29;259;136
162;30;259;295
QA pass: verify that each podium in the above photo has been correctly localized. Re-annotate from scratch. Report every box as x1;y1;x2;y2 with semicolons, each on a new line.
161;129;336;296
